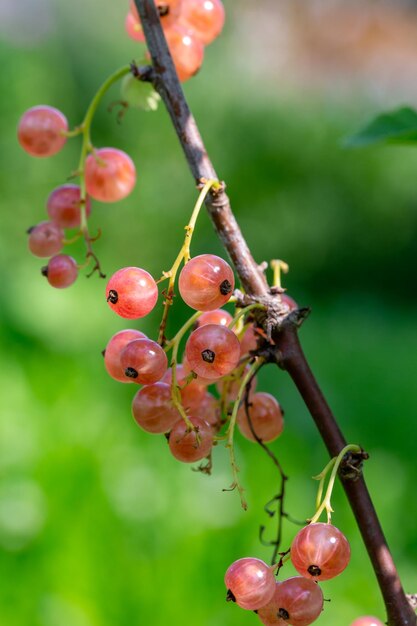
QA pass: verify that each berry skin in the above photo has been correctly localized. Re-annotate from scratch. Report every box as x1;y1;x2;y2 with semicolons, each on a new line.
165;25;205;82
290;523;351;581
225;557;276;611
17;105;68;157
179;254;234;311
240;324;261;356
104;329;146;382
237;392;284;443
195;308;233;328
27;221;64;258
47;184;91;229
120;338;168;384
162;364;206;409
258;577;324;626
180;0;225;45
130;0;182;27
349;618;385;626
106;267;158;319
185;324;240;380
125;10;146;42
85;148;136;203
281;293;297;311
168;416;213;462
132;382;181;433
41;254;78;288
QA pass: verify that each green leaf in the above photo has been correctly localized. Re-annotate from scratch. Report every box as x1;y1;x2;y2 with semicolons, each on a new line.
344;107;417;147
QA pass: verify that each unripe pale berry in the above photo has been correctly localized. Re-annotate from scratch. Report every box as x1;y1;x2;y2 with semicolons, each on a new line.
106;267;158;319
18;105;68;157
85;148;136;203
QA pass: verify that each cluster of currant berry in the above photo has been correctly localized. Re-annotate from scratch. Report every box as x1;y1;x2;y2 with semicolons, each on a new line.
103;251;295;468
126;0;225;82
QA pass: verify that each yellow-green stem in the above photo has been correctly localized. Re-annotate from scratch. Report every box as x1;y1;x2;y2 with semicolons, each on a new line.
228;303;266;331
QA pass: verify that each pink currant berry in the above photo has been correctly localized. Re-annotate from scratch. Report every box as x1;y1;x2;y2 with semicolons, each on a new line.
258;577;324;626
18;105;68;157
225;557;276;611
132;382;181;433
237;392;284;443
165;25;205;82
130;0;182;26
85;148;136;203
290;522;351;581
47;184;91;229
168;416;213;463
27;221;64;258
106;267;158;319
125;10;146;42
104;329;146;382
162;364;206;409
195;308;233;328
281;293;297;311
41;254;78;288
179;254;234;311
179;0;225;45
185;324;240;380
120;338;168;384
240;324;262;356
349;618;385;626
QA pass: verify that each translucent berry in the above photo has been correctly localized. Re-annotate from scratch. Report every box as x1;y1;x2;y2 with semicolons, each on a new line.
240;324;262;356
291;523;351;581
106;267;158;319
47;184;91;229
185;324;240;380
41;254;78;288
125;10;145;42
162;365;206;409
179;254;234;311
258;577;324;626
168;416;213;462
132;382;181;433
165;25;204;82
182;354;212;386
349;618;385;626
194;392;220;428
27;221;64;258
237;392;284;443
104;329;146;383
225;557;276;611
180;0;225;45
85;148;136;203
120;338;168;385
195;308;233;328
17;105;68;157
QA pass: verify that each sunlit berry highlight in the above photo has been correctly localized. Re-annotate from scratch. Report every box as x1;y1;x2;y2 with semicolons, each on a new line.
120;338;168;385
349;618;385;626
106;267;158;319
41;254;78;288
237;392;284;443
18;105;68;157
104;329;146;382
85;147;136;203
225;557;276;611
27;221;64;258
168;416;213;462
47;184;91;229
180;0;225;45
179;254;234;311
258;577;324;626
185;324;240;380
291;523;351;581
165;25;204;82
132;382;181;433
196;308;233;328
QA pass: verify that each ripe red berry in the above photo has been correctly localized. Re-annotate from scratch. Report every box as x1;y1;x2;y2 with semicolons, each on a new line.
85;148;136;203
290;523;351;581
179;254;234;311
185;324;240;380
225;557;276;611
349;618;385;626
132;382;181;433
180;0;225;45
237;392;284;443
27;221;64;258
41;254;78;288
120;338;168;384
104;329;146;382
168;416;213;462
106;267;158;319
165;25;205;82
258;577;324;626
47;184;91;229
17;105;68;157
195;308;233;328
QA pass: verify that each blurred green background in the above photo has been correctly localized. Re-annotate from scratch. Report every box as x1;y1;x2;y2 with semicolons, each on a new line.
1;1;417;624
